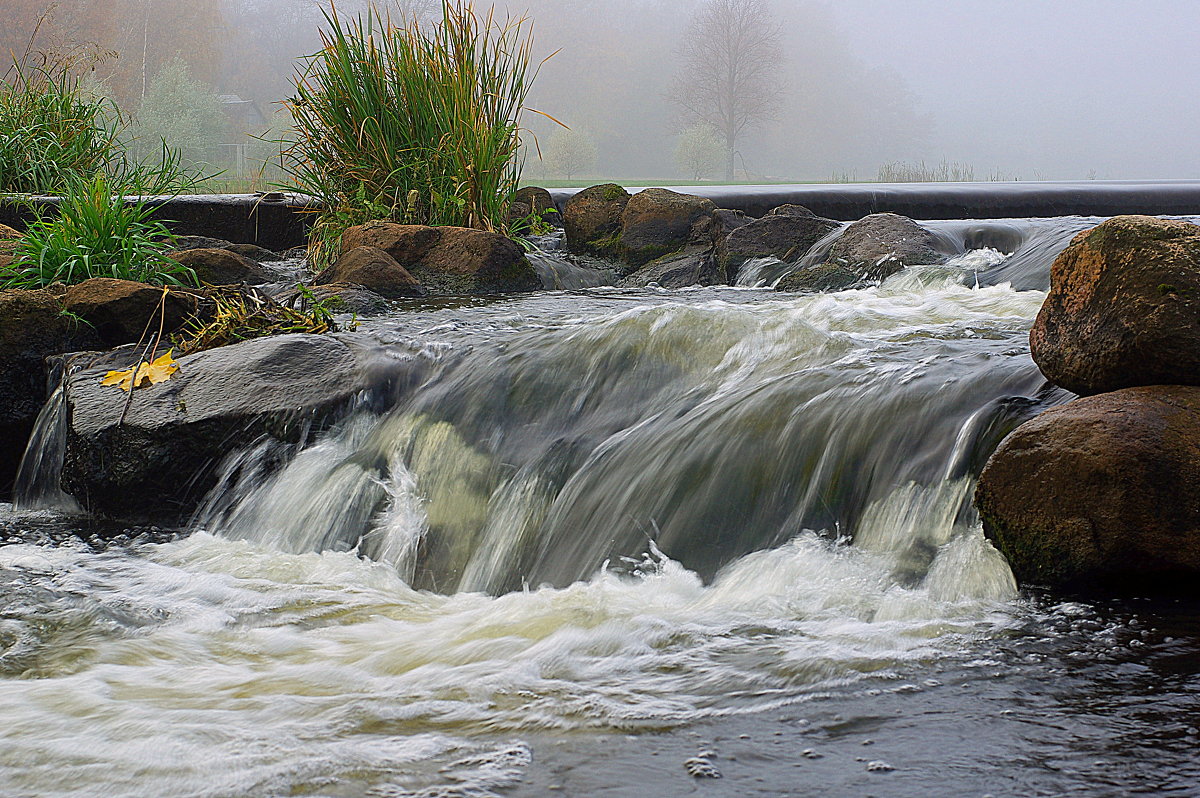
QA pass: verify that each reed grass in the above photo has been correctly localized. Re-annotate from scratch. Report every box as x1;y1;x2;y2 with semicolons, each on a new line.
283;1;550;268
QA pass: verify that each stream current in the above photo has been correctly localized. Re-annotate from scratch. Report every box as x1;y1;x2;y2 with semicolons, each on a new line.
2;216;1199;796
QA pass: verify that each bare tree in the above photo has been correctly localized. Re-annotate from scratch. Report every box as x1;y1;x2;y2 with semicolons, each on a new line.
671;0;782;180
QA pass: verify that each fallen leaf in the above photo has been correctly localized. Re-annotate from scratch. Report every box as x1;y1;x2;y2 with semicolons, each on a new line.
101;350;180;392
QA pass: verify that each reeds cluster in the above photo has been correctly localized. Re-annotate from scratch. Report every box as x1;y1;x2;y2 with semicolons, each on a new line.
0;52;122;195
283;1;549;268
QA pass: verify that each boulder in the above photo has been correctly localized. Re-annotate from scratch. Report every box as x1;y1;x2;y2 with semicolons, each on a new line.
510;186;561;231
1029;215;1200;396
168;248;273;285
767;204;819;218
563;183;630;259
619;247;721;289
617;188;719;267
63;278;199;347
60;333;408;519
975;385;1200;591
340;223;540;295
714;208;750;237
820;213;943;281
0;223;21;239
225;243;284;263
0;288;101;494
717;212;839;281
313;246;425;298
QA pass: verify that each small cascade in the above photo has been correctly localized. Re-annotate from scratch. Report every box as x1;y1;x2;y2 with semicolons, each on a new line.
13;385;81;514
196;271;1060;595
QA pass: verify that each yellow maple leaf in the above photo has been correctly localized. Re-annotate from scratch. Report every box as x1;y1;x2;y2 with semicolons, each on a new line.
100;350;180;392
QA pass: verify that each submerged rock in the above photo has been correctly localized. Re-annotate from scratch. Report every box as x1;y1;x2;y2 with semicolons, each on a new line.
168;247;273;286
63;278;198;347
562;183;630;260
717;211;839;282
617;188;719;267
281;282;389;316
775;262;864;292
0;288;100;494
975;385;1200;591
619;247;721;289
1030;215;1200;395
340;222;540;295
60;333;407;520
314;245;425;298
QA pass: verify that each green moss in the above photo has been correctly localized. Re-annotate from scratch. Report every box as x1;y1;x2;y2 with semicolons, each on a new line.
600;183;628;202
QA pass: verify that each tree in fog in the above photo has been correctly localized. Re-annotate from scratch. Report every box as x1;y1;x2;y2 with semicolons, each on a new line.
674;123;727;180
544;127;597;181
671;0;782;180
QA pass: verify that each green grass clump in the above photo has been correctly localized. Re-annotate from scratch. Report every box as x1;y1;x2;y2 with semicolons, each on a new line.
2;171;198;289
282;1;550;269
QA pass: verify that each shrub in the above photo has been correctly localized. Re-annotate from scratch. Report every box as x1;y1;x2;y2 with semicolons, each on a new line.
282;1;549;268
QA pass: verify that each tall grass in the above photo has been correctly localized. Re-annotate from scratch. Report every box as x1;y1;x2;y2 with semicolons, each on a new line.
2;170;197;289
0;56;122;194
283;1;551;268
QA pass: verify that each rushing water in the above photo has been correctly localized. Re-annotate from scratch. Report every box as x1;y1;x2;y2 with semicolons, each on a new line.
3;216;1200;796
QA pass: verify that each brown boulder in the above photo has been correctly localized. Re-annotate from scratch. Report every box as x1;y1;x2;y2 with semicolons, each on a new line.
314;246;424;298
168;248;273;285
0;288;101;494
975;386;1200;591
339;223;539;295
618;188;719;267
1029;215;1200;396
63;278;199;347
563;183;630;259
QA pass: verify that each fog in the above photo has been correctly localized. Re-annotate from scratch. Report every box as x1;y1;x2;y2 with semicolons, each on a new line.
6;0;1198;182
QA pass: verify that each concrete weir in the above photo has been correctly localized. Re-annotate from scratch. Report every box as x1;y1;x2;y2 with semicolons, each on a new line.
2;181;1200;252
552;180;1200;220
0;193;315;251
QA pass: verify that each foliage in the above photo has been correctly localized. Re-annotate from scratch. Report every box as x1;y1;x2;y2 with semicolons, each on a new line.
282;1;549;269
172;284;340;355
671;0;782;180
0;50;123;194
101;349;179;391
1;170;198;288
673;124;727;181
130;58;226;170
543;127;596;181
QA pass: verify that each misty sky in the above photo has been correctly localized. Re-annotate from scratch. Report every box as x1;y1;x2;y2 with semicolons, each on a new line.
825;0;1200;179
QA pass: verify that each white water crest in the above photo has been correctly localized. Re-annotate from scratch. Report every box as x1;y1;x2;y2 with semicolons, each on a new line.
0;521;1019;796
